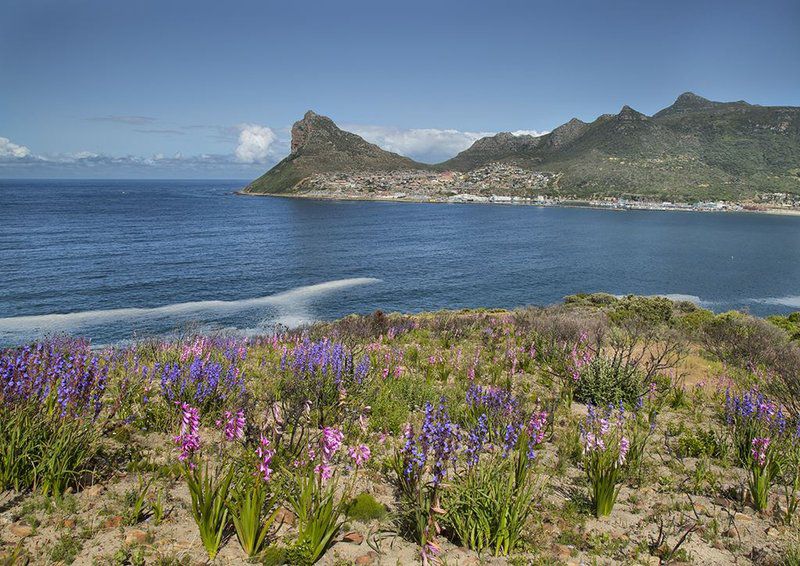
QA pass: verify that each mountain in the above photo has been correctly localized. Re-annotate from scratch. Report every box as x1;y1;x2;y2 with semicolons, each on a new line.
244;94;800;201
244;111;430;194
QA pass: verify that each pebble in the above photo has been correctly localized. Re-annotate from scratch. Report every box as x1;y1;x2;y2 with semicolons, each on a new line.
8;523;33;538
274;507;296;526
551;543;573;561
125;529;149;546
354;550;378;565
342;531;364;544
102;515;124;529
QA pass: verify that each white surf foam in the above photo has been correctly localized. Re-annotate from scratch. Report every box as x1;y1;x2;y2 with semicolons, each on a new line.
0;278;381;333
749;296;800;309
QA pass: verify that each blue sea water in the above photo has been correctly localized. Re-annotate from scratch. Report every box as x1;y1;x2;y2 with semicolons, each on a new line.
1;179;799;346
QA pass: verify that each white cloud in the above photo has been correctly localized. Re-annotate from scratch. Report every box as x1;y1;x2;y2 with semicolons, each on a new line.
0;136;32;160
510;129;548;137
235;124;277;163
346;125;548;163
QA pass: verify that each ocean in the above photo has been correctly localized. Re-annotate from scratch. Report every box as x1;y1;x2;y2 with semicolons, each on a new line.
1;179;799;346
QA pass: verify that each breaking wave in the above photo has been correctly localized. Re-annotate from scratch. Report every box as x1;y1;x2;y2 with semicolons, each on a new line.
749;296;800;309
0;278;381;335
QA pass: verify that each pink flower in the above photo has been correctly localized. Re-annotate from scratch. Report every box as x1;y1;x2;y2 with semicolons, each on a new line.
320;427;344;462
618;436;630;465
527;410;548;445
217;409;246;441
349;444;371;467
751;437;771;467
256;435;274;482
174;402;201;465
314;463;334;481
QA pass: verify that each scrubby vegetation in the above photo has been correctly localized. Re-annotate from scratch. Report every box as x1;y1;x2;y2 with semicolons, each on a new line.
2;296;800;564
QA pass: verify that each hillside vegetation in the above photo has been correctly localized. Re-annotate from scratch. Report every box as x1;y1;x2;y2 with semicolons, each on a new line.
3;297;800;564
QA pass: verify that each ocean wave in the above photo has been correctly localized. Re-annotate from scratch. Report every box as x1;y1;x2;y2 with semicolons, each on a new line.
749;296;800;309
0;278;381;333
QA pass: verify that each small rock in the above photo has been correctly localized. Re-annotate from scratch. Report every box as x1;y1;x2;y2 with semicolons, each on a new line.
342;531;364;544
645;556;661;565
354;550;378;565
8;523;33;538
734;512;751;522
274;507;296;526
551;543;572;561
125;529;148;545
62;518;76;529
712;497;733;509
765;527;780;538
82;484;105;498
102;515;124;529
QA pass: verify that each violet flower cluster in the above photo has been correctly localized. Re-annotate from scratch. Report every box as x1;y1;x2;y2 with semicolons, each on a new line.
724;388;787;436
158;351;245;412
0;338;108;419
402;400;460;486
281;339;370;387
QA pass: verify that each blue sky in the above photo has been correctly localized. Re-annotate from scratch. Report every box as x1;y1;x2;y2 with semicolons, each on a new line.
1;0;798;178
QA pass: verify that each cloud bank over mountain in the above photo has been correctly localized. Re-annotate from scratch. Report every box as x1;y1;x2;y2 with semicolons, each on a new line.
0;118;547;178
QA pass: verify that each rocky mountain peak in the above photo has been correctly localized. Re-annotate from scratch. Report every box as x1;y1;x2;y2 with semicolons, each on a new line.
674;91;710;106
548;117;588;148
290;110;339;154
617;105;648;120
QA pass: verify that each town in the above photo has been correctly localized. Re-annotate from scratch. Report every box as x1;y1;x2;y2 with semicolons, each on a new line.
291;164;800;215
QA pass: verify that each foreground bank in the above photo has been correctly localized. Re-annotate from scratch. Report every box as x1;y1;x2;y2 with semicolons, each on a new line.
2;295;800;564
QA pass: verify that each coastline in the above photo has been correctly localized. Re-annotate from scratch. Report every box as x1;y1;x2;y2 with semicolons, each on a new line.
235;189;800;217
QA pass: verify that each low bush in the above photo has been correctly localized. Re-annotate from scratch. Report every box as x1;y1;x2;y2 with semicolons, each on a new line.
574;358;644;406
676;428;728;459
346;492;387;522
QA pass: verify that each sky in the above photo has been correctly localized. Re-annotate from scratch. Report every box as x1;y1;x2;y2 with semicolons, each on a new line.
1;0;799;179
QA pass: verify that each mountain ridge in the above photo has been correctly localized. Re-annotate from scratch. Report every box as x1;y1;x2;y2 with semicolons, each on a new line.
243;93;800;201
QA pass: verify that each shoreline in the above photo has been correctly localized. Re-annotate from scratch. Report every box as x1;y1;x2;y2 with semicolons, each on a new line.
236;189;800;217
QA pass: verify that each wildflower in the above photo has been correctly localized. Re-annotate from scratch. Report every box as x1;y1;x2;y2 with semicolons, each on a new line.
618;436;630;465
321;427;344;462
465;413;488;467
217;409;245;441
314;463;334;481
256;435;275;482
174;403;201;465
349;444;371;467
751;437;771;467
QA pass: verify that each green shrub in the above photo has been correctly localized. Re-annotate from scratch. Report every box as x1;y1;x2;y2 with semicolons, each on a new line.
608;295;674;326
442;456;539;556
676;428;728;459
574;358;643;406
768;312;800;342
346;492;387;522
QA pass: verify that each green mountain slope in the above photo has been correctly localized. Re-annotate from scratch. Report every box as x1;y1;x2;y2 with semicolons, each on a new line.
245;94;800;201
244;111;430;194
441;93;800;201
